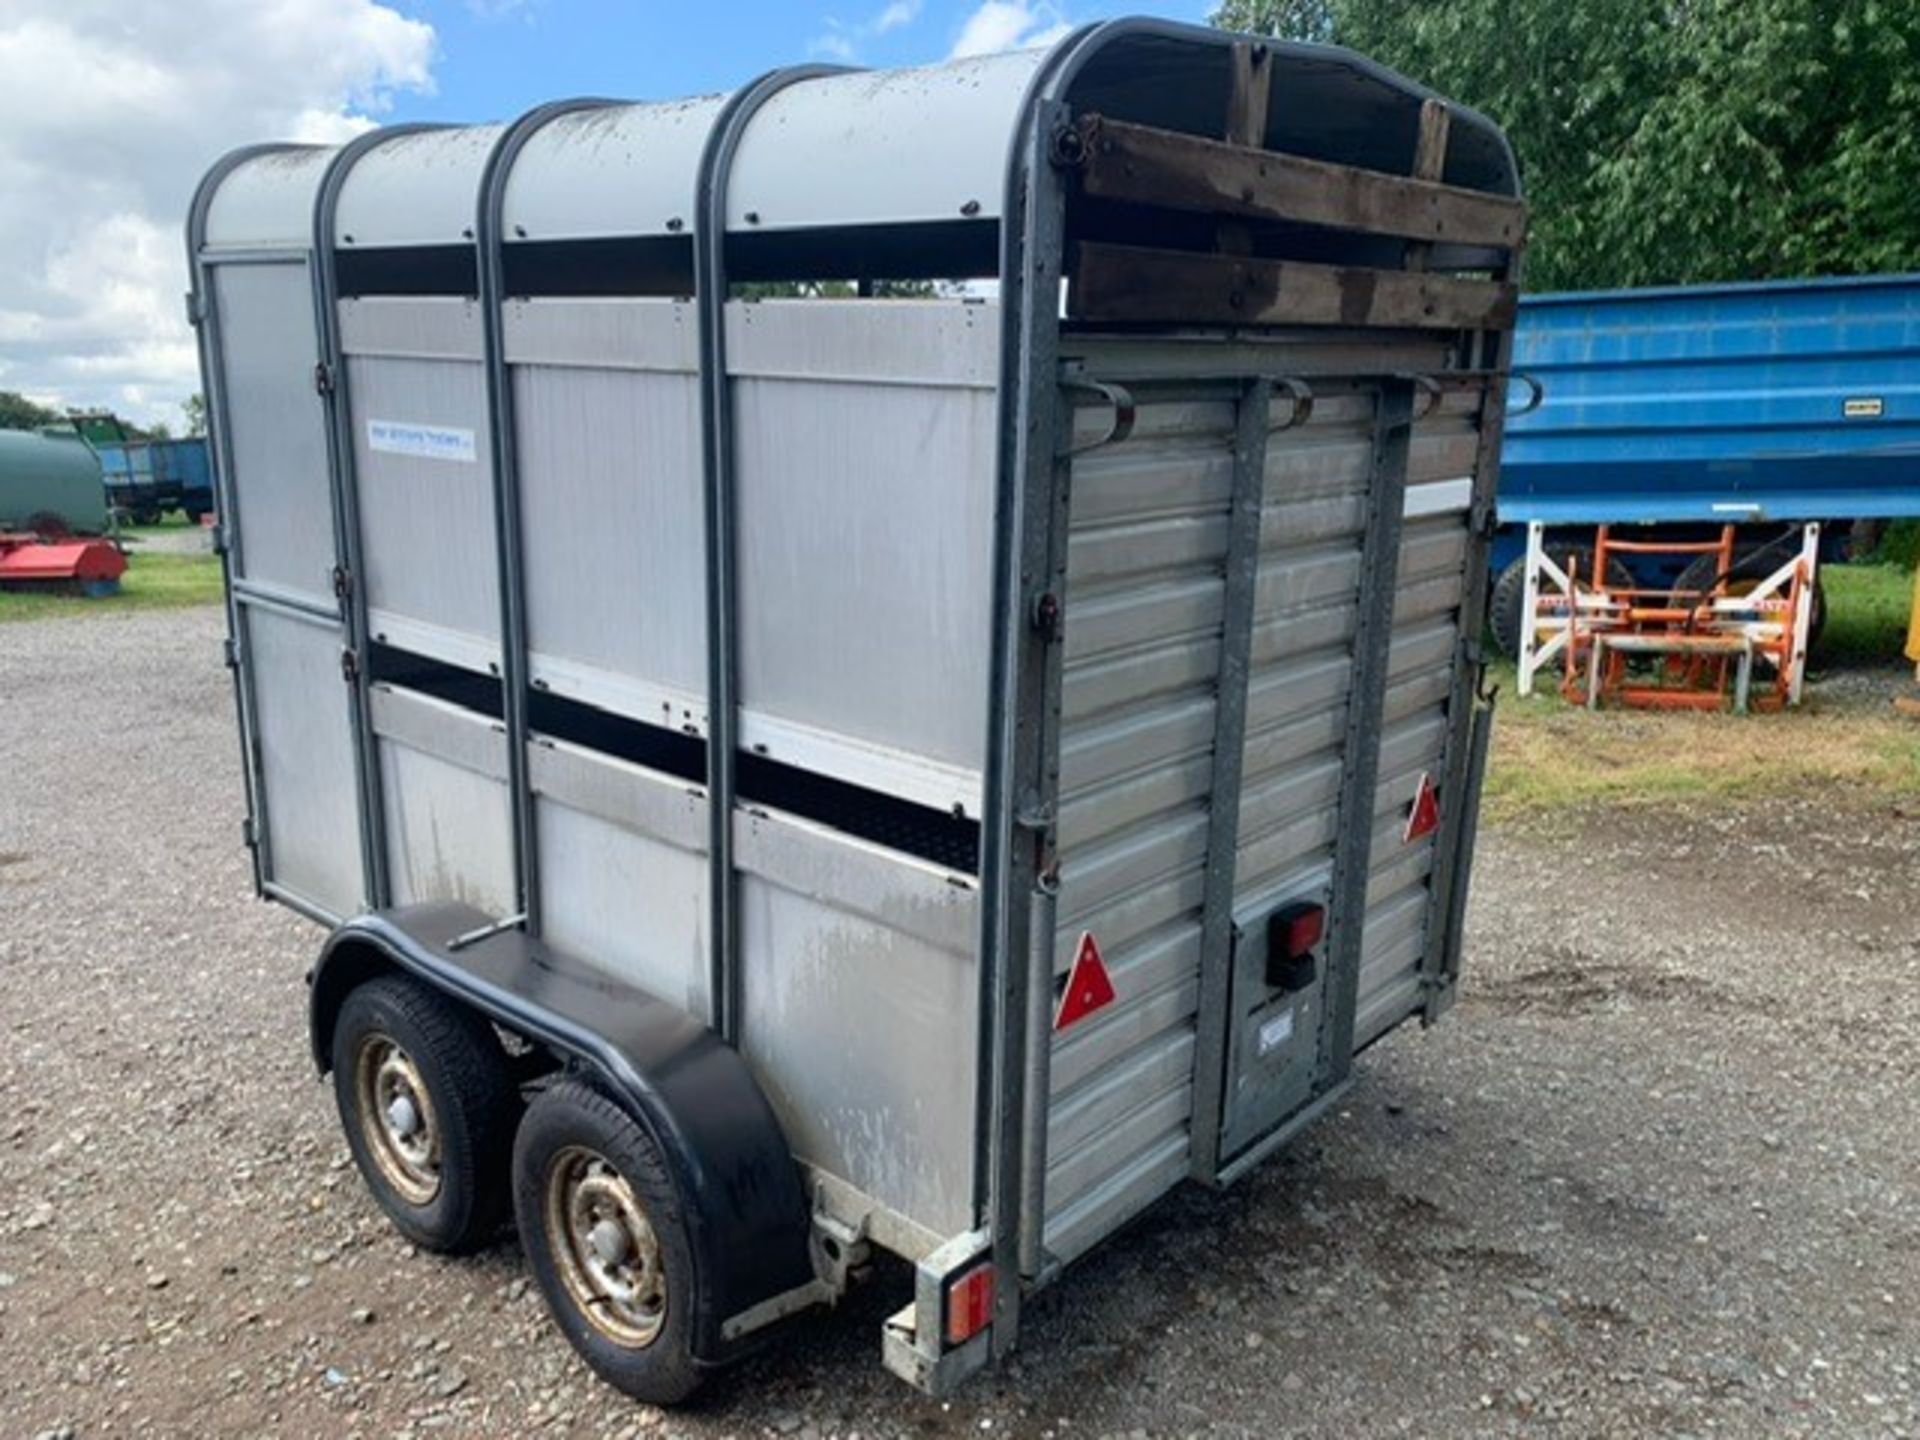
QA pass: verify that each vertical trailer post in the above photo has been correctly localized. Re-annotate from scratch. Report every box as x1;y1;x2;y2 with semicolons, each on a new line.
1188;377;1278;1181
1422;221;1525;1020
976;87;1077;1353
312;126;451;912
186;143;306;906
694;64;849;1041
477;99;616;940
1317;379;1415;1084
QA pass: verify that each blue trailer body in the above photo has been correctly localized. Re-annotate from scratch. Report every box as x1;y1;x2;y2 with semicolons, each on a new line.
94;436;215;521
1493;274;1920;581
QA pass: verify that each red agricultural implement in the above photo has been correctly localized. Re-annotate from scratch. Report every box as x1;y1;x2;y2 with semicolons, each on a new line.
0;531;127;594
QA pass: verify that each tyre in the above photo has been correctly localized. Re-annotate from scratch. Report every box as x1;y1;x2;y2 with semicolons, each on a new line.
331;975;520;1253
1488;548;1636;658
513;1079;705;1406
1670;547;1826;652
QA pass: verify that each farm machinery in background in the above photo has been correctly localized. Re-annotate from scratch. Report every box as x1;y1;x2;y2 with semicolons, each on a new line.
1491;273;1920;711
0;427;126;593
69;413;216;525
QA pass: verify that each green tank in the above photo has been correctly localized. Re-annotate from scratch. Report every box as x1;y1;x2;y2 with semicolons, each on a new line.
0;427;109;534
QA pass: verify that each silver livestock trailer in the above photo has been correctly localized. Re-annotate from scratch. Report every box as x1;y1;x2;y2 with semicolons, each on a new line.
189;19;1524;1403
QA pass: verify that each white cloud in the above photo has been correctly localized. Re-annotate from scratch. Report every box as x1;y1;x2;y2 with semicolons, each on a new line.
0;1;435;425
808;0;924;62
948;1;1071;59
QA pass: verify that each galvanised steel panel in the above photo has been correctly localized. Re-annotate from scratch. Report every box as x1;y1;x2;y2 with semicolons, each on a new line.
723;53;1046;232
332;126;506;250
501;97;727;244
214;262;338;603
729;301;999;813
509;300;708;729
202;147;335;252
242;603;363;919
341;298;501;670
537;800;711;1020
735;810;980;1240
1043;387;1237;1261
528;734;711;1020
372;686;516;917
1352;485;1478;1051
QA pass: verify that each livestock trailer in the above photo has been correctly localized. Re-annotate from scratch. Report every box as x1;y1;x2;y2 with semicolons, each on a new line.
1489;274;1920;654
189;19;1524;1402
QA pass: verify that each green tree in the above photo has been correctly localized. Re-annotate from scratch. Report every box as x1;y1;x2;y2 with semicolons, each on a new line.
183;393;207;437
0;390;61;432
1214;0;1920;291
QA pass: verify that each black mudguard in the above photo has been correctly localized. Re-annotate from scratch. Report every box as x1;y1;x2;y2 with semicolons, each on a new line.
308;901;814;1365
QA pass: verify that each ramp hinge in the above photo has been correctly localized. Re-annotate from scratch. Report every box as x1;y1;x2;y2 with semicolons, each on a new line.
340;647;360;685
241;817;258;851
330;565;352;602
211;524;229;557
1470;499;1498;537
184;290;204;328
223;637;239;670
314;363;335;397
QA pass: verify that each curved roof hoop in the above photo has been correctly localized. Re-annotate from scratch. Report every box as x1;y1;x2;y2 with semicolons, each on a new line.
476;97;625;940
692;62;855;1045
185;142;316;903
311;123;454;911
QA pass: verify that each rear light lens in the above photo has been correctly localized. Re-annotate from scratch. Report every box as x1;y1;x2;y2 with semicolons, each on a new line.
1274;901;1325;958
1267;900;1325;993
944;1260;996;1346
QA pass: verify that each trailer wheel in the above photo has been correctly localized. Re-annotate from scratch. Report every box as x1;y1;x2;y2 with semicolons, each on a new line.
1671;548;1827;652
513;1079;704;1406
1489;551;1636;658
331;975;519;1253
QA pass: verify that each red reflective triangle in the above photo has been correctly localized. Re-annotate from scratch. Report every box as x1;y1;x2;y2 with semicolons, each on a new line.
1054;931;1116;1031
1404;771;1441;843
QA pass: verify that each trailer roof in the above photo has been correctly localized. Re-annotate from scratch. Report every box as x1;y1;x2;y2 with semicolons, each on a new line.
192;20;1518;263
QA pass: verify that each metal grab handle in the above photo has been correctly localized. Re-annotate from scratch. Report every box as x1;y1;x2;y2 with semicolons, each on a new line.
1268;376;1314;433
1508;371;1545;416
1398;372;1445;421
1060;378;1136;456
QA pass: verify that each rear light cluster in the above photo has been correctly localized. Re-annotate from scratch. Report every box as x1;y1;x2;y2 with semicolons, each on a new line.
1267;900;1324;993
944;1260;996;1346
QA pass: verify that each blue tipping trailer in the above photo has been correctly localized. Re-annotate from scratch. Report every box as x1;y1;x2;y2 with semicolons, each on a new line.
92;436;215;524
1490;273;1920;652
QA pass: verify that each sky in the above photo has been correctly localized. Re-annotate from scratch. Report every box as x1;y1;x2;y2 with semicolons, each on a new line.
0;0;1214;429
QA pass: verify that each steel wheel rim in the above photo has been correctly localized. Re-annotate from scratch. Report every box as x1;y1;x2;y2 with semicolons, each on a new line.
543;1144;666;1348
353;1032;442;1205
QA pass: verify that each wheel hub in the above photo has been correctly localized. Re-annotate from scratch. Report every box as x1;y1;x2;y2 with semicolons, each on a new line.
352;1033;442;1206
544;1145;666;1349
386;1094;421;1139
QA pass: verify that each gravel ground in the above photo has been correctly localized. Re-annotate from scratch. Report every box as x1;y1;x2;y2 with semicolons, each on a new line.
3;605;1917;1439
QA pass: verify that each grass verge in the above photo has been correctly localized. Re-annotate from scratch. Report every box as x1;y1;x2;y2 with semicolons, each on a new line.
0;549;224;623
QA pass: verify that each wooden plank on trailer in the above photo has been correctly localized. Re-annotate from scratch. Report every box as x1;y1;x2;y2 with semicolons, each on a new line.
1075;115;1524;252
1403;99;1452;274
1072;242;1518;331
1218;42;1273;258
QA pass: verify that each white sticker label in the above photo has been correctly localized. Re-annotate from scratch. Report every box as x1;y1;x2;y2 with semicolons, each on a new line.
1257;1008;1296;1056
1843;397;1884;418
368;419;477;464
